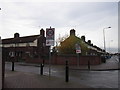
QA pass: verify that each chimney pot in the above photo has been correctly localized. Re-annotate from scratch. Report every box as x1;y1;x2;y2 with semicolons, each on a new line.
70;29;75;36
14;33;20;38
88;40;91;44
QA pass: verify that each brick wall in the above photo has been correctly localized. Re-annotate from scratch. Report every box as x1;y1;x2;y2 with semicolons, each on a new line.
26;55;101;65
52;55;101;65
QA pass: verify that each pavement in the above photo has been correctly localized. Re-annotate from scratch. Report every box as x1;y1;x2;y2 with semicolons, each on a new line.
4;56;120;88
4;70;91;88
70;57;120;71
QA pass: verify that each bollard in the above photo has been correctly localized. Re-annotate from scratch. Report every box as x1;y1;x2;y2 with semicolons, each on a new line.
65;60;69;82
12;61;14;71
40;64;43;75
43;59;45;67
88;60;90;70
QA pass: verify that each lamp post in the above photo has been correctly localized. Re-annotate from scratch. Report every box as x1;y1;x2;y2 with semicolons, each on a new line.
103;27;111;52
109;40;113;53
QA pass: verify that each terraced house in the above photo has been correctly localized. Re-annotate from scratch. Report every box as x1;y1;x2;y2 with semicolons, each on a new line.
2;28;50;62
1;28;105;65
58;29;105;55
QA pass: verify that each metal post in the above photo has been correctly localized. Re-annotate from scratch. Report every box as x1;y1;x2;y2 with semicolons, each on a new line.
40;64;43;75
77;53;80;68
2;54;5;89
65;60;69;82
42;42;45;67
12;61;14;71
0;37;3;89
43;59;45;67
103;29;106;52
103;27;111;52
88;60;90;70
49;46;51;77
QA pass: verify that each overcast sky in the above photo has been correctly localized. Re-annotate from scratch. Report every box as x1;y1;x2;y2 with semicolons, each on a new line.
0;0;119;53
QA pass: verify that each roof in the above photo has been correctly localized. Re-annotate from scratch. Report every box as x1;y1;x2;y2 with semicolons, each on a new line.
2;35;41;44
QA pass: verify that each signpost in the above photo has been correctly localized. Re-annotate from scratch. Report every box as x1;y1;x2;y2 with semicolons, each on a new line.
46;27;55;46
46;27;55;77
75;43;81;67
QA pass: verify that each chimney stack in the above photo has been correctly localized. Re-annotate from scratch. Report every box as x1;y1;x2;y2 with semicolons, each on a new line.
88;40;91;45
14;33;20;38
70;29;75;36
81;36;85;42
40;28;45;37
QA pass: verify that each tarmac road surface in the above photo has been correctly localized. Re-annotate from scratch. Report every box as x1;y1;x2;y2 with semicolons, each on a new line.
5;57;119;88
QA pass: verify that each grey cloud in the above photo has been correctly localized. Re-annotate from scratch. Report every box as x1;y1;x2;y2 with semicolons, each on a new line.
1;2;118;53
2;2;117;28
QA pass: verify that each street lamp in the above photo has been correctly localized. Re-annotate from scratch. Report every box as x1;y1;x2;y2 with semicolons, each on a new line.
109;40;113;53
103;27;111;52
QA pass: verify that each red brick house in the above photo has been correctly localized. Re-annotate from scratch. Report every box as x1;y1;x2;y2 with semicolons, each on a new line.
2;29;50;62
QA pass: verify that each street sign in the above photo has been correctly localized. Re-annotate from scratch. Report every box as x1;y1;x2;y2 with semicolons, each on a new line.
76;50;81;53
46;27;55;77
46;27;55;46
46;40;54;46
75;43;81;54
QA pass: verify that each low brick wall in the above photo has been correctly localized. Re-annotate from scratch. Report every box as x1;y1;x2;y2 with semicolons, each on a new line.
52;55;101;65
26;55;101;65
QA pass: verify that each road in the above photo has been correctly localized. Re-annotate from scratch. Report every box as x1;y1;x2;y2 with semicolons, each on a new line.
5;56;119;88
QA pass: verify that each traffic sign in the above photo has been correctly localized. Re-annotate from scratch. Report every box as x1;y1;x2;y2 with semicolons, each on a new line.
76;50;81;53
75;43;81;53
46;40;54;46
46;27;55;46
46;29;54;37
